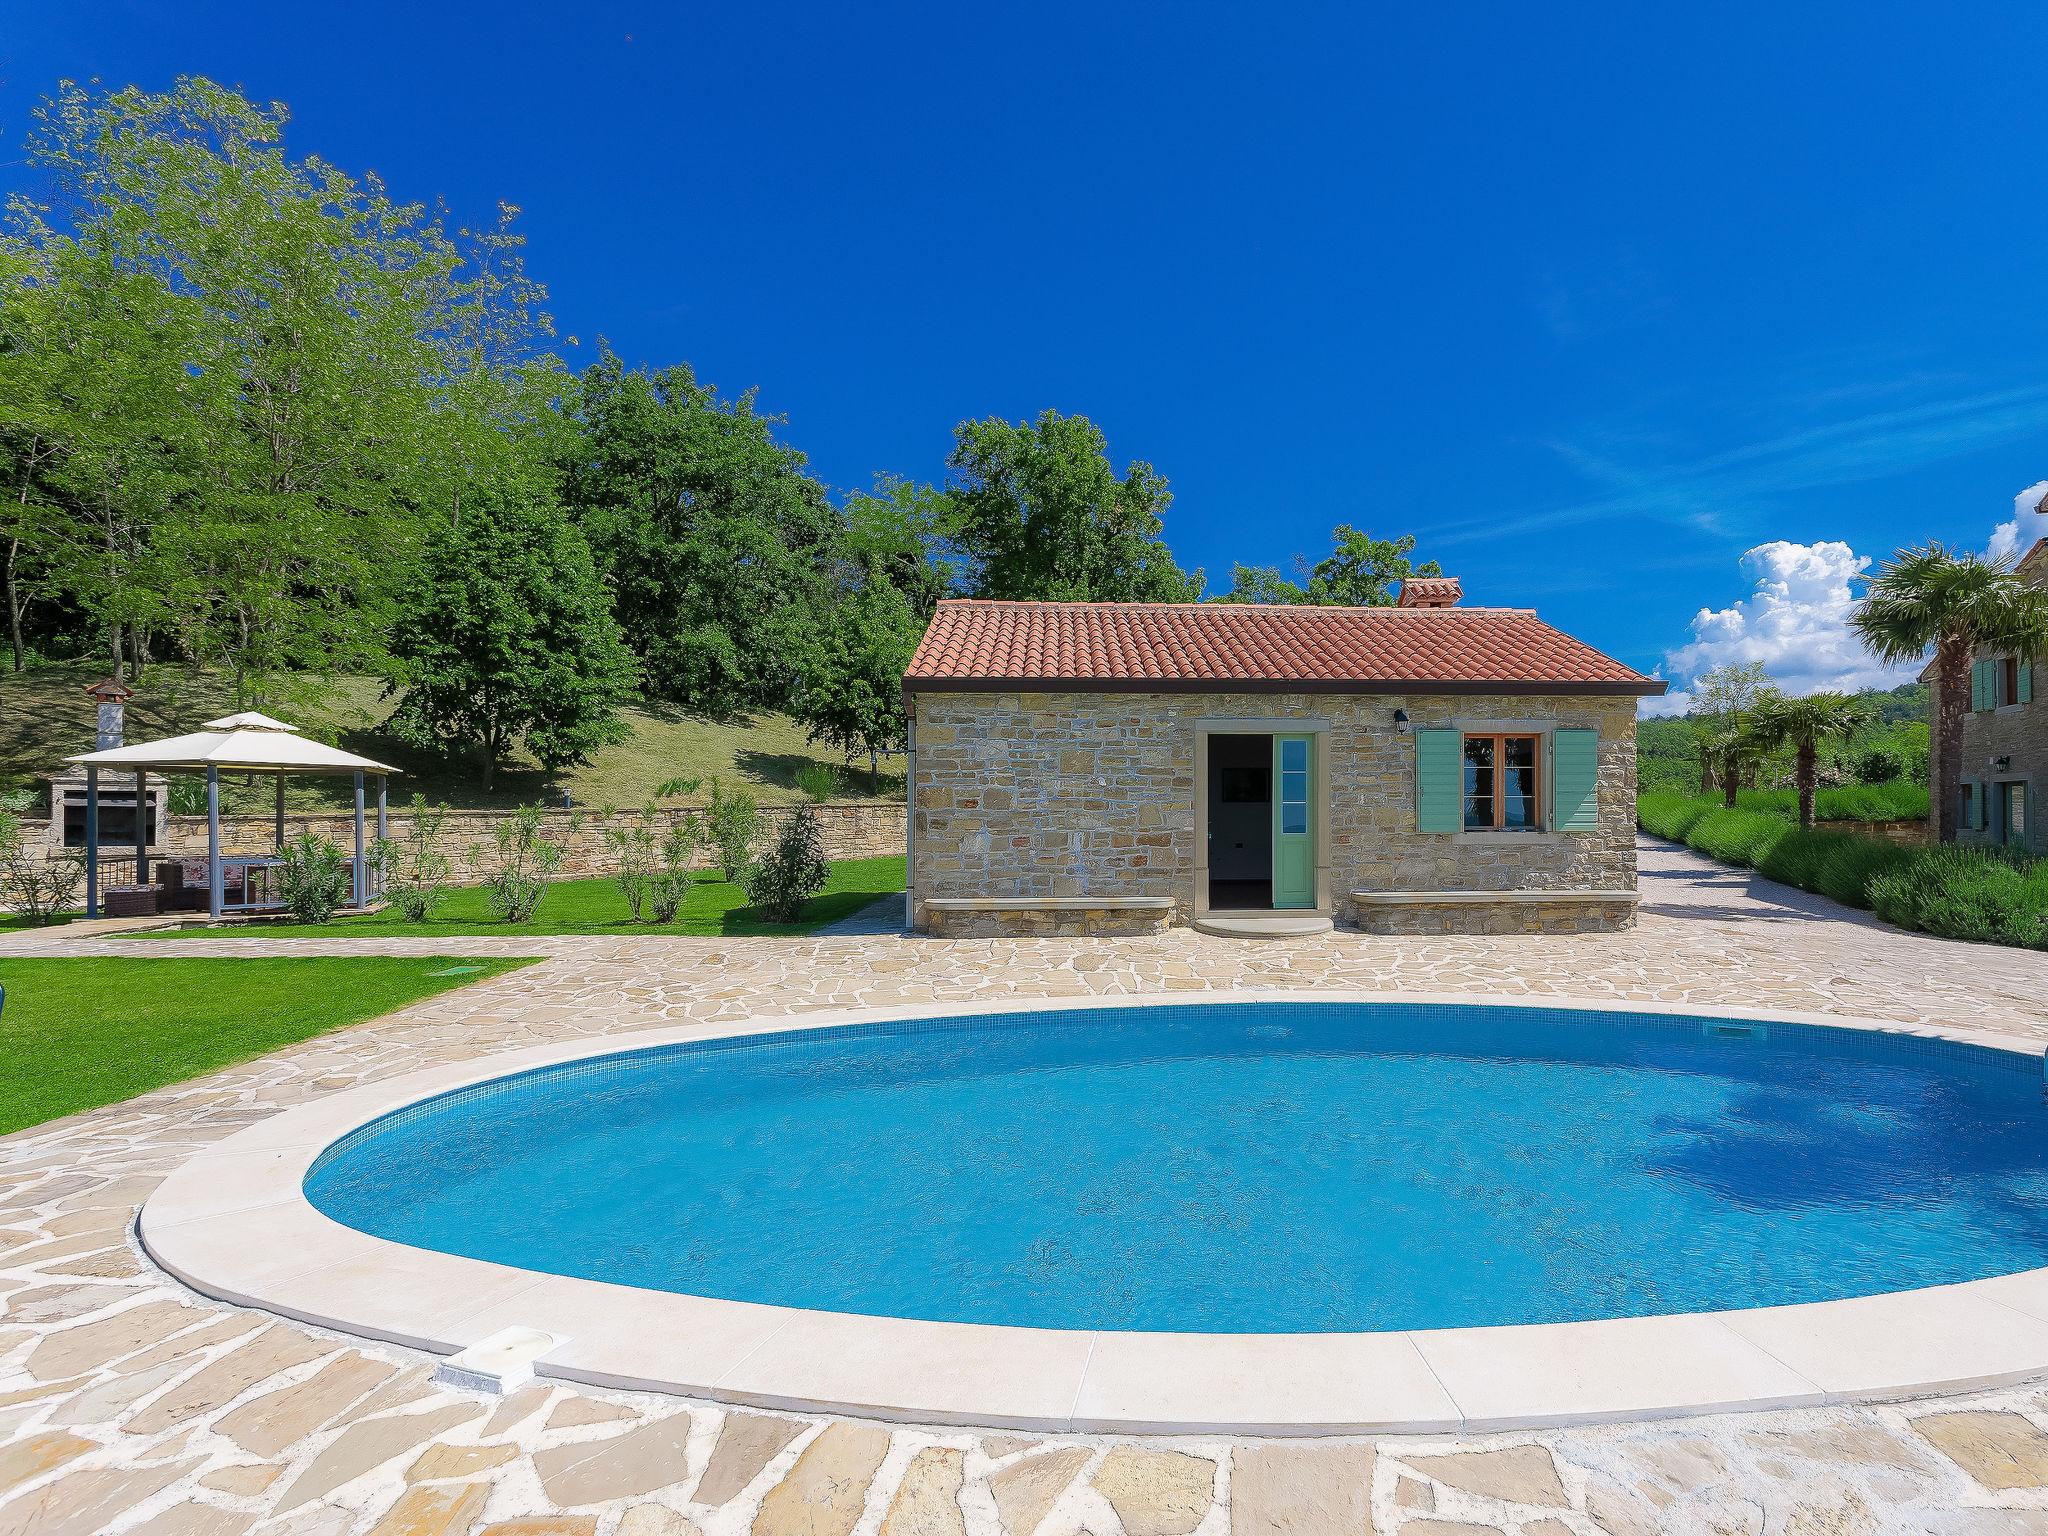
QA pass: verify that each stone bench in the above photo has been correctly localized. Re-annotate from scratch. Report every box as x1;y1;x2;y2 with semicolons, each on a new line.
921;896;1176;939
1349;888;1638;936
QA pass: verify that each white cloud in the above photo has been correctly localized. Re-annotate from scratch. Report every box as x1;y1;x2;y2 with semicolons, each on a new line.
1642;540;1918;717
1988;480;2048;561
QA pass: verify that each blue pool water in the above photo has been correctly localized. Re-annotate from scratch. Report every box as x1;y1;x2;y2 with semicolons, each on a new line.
305;1002;2048;1333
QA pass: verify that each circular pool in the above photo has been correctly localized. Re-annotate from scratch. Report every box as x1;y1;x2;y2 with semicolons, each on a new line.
303;999;2048;1335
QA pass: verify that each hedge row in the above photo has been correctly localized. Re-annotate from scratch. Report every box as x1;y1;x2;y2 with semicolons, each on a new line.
1710;780;1930;823
1637;792;2048;950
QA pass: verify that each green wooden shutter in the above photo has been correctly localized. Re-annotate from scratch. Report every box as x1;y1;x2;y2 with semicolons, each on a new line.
1974;659;1995;711
1415;728;1462;833
1551;728;1600;832
2021;661;2034;706
1969;660;1984;711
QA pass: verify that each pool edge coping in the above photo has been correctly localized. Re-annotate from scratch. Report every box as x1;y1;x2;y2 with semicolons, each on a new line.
137;989;2048;1436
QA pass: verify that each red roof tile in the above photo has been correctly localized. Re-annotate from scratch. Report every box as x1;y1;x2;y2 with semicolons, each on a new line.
905;601;1664;695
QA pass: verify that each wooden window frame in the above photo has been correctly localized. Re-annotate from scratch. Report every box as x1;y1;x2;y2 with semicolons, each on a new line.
1461;731;1544;831
2001;656;2022;707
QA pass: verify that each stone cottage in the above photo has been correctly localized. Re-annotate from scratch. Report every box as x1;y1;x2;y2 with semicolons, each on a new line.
902;578;1665;937
1924;535;2046;854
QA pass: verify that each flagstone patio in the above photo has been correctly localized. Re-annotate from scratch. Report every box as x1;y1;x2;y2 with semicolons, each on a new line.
4;840;2048;1534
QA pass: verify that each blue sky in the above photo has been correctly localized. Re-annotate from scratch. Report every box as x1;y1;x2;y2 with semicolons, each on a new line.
5;2;2047;709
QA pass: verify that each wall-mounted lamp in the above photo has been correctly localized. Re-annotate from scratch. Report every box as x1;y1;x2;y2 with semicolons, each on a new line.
1995;756;2012;772
1392;708;1410;730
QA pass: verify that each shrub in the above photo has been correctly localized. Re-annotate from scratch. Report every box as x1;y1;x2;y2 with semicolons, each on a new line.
794;763;840;803
1685;808;1788;868
486;804;567;923
649;814;703;924
602;806;659;921
1637;792;1714;841
1851;747;1905;785
744;804;829;923
0;809;83;925
374;796;452;922
277;833;351;923
1869;848;2048;948
705;779;760;884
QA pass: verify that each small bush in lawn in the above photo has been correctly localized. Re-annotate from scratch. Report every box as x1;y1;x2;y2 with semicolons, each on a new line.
602;806;659;921
649;813;703;924
794;763;840;802
705;779;760;884
374;795;452;922
277;833;351;923
744;804;829;923
487;804;567;923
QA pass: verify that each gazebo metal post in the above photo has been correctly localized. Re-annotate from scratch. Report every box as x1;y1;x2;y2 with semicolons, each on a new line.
274;775;285;851
207;766;223;920
134;770;148;885
375;775;388;899
84;766;99;919
352;770;366;908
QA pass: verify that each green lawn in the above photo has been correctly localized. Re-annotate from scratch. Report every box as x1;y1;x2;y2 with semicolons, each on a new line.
139;854;906;938
0;955;536;1134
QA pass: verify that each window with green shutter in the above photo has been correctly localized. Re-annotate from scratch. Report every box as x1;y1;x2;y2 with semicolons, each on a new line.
2021;661;2035;706
1550;728;1600;832
1415;728;1462;833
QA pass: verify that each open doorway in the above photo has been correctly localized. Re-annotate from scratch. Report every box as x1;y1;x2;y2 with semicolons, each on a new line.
1207;734;1273;910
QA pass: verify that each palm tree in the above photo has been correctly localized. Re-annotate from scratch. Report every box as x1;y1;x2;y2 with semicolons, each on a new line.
1745;693;1866;828
1853;543;2048;842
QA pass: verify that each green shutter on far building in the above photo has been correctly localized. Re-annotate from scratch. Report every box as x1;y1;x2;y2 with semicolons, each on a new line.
1415;728;1462;833
2021;660;2034;705
1970;659;1988;712
1551;728;1600;832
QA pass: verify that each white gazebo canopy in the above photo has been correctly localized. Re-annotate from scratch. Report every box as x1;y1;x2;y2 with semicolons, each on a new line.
66;712;397;775
68;712;399;921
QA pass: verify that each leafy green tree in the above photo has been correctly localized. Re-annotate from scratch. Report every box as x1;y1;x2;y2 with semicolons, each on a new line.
744;804;830;922
794;577;925;786
1217;527;1439;606
1854;542;2048;842
562;352;841;716
1694;662;1779;804
0;77;560;695
385;490;636;790
839;475;957;617
947;410;1202;601
1745;693;1867;828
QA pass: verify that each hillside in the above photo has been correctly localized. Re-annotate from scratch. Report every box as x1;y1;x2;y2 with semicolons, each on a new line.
0;664;903;814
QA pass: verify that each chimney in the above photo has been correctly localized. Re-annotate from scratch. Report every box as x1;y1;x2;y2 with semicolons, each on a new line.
1397;576;1462;608
85;676;135;750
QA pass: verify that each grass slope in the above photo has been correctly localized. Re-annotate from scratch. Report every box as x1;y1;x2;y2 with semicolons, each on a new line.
1;662;902;813
0;955;535;1134
140;855;906;938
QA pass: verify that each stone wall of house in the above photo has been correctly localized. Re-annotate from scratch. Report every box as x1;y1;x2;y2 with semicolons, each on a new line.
1928;656;2047;855
21;800;905;888
908;689;1640;933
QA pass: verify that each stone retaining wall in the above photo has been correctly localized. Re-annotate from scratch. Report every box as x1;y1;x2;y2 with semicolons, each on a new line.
21;799;905;886
923;903;1175;939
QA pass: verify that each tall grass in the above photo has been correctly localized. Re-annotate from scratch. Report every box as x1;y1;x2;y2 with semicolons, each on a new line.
1729;781;1929;823
1638;790;2045;949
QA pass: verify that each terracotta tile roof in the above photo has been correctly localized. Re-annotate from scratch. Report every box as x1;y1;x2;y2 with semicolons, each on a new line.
905;600;1664;695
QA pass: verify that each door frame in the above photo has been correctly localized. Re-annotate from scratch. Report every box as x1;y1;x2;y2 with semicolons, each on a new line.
1193;716;1332;920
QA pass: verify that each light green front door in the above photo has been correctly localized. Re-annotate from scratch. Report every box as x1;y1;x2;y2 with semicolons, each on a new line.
1272;734;1314;909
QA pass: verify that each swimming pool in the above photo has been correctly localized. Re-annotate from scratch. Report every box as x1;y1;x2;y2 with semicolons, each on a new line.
303;1000;2048;1334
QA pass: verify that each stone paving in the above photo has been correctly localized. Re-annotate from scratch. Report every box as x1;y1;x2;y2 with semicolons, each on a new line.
4;840;2048;1533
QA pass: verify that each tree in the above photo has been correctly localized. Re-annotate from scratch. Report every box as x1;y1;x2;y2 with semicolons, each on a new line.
1853;542;2048;842
838;476;957;618
794;577;926;785
385;490;636;790
0;77;561;694
1746;693;1867;828
1217;526;1440;606
947;410;1202;601
562;352;841;717
1693;662;1779;799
